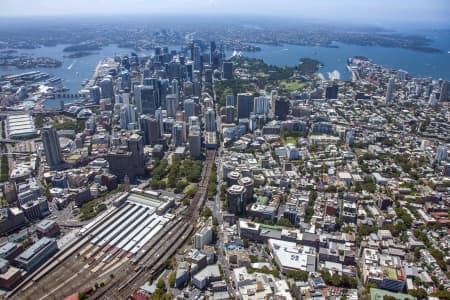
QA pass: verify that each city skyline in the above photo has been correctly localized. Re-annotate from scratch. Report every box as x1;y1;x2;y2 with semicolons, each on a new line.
1;0;449;27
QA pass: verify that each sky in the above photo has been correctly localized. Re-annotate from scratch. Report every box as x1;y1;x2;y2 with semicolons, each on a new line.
1;0;449;27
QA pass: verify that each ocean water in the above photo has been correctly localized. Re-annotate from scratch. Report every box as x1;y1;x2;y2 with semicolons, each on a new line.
0;30;449;108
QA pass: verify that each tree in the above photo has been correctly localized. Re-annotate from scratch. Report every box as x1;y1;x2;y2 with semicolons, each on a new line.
277;217;293;227
168;271;176;287
201;207;213;218
286;270;309;281
156;278;166;290
242;238;249;248
408;288;427;299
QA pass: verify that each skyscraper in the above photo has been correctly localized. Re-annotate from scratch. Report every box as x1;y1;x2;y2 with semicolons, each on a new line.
225;106;235;124
188;125;201;158
436;146;448;162
99;77;114;100
237;93;254;119
386;78;394;103
171;79;179;100
275;97;290;120
439;81;449;102
226;94;234;107
205;108;216;132
254;96;269;116
183;98;196;121
166;94;178;118
42;125;63;168
134;85;159;115
325;81;338;99
172;123;184;147
139;115;161;146
222;61;233;80
89;86;101;104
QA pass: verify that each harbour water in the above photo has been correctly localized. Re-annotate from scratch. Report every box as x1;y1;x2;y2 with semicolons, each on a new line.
0;30;449;109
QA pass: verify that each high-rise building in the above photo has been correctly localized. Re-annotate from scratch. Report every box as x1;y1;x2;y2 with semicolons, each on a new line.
275;97;290;120
89;86;101;104
166;94;178;118
222;61;233;80
106;134;146;182
186;63;193;82
428;93;437;106
205;108;216;132
225;106;235;124
237;93;254;119
188;116;200;128
99;77;114;100
210;41;217;65
386;78;395;103
188;125;201;158
139;115;161;146
171;79;179;100
42;125;63;168
227;185;246;215
325;82;338;99
439;81;449;102
172;123;185;147
193;45;201;70
226;94;234;107
254;96;269;116
183;98;196;121
436;146;448;162
134;85;159;115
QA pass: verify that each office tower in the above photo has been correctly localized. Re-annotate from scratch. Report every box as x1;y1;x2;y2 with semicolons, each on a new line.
119;104;136;130
42;125;63;168
186;63;193;82
183;82;194;97
325;82;338;99
155;107;164;136
439;81;449;102
188;116;200;127
205;108;216;132
172;123;184;147
237;93;254;119
428;93;437;106
106;134;145;182
270;90;278;112
143;77;158;88
167;61;182;81
120;107;128;129
171;79;179;100
183;98;196;121
222;61;233;80
99;77;114;100
386;78;394;103
188;125;201;158
158;79;169;109
89;86;101;104
210;41;217;65
204;68;213;84
436;146;448;162
275;97;290;120
120;70;130;91
193;45;201;70
226;94;234;107
139;115;161;146
166;94;178;118
134;85;159;115
227;185;246;215
254;96;269;116
225;106;235;124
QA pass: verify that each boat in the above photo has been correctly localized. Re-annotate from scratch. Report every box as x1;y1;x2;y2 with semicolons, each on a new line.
67;60;76;70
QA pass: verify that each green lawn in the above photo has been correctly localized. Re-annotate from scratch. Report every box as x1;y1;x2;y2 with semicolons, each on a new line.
279;80;309;92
